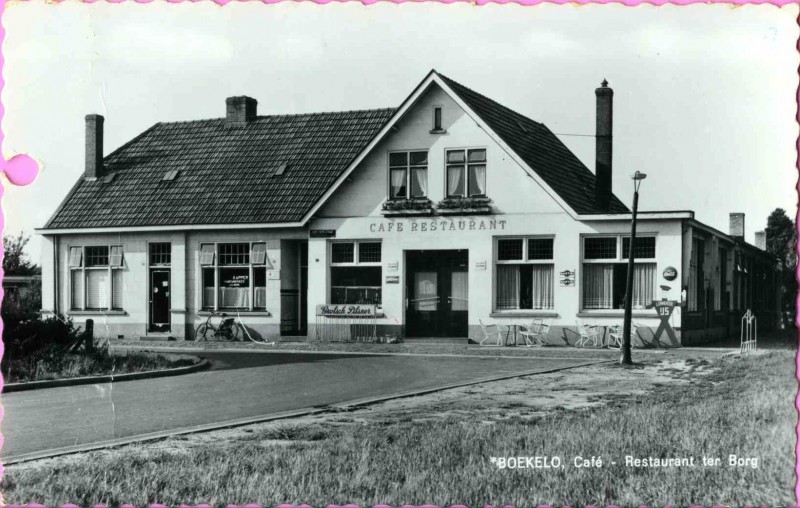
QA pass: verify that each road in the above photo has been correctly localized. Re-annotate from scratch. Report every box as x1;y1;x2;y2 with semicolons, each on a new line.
1;351;602;461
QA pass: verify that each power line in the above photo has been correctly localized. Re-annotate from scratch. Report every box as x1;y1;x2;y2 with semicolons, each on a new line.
552;133;596;138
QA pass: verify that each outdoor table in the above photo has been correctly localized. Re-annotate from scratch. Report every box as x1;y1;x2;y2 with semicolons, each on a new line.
502;324;527;346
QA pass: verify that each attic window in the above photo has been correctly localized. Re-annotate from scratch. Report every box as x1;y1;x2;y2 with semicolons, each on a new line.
430;106;446;134
162;169;180;181
103;172;116;184
273;164;288;177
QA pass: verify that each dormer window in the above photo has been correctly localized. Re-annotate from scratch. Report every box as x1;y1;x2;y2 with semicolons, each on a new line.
389;150;428;200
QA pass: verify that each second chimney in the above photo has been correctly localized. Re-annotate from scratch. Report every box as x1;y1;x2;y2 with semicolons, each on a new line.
595;79;613;211
226;96;258;126
85;114;104;180
755;230;766;250
729;212;745;240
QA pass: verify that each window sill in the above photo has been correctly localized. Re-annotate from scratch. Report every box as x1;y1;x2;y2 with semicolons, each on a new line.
380;208;434;217
576;310;656;318
68;310;128;316
198;310;272;317
436;206;492;216
490;311;558;318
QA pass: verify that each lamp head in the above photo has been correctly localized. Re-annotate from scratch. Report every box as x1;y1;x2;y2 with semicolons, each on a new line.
632;171;647;181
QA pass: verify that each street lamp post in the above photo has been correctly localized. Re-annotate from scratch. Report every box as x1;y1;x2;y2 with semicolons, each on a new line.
621;171;647;365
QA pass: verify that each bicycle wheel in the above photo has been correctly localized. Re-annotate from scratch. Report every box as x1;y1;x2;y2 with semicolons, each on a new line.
195;323;209;341
229;322;241;342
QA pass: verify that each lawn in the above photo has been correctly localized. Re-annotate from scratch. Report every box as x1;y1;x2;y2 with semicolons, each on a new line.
1;350;795;507
1;346;198;384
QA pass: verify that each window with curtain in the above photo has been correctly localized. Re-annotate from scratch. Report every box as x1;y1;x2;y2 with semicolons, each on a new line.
446;148;486;197
330;241;382;305
388;151;427;199
200;242;268;311
582;235;656;310
495;237;554;311
69;245;125;311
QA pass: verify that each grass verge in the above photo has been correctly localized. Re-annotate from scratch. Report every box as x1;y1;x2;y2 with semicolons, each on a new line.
2;346;198;384
1;351;794;507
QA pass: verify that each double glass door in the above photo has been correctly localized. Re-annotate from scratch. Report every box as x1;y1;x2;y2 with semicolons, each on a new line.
406;250;468;337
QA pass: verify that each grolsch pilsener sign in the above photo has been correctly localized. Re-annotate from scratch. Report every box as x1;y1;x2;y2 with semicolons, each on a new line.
316;304;377;317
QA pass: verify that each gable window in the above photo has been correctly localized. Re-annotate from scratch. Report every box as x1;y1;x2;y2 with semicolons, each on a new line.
70;245;124;311
495;237;554;310
200;242;268;311
446;148;486;197
432;107;443;132
389;151;427;200
582;235;656;310
330;241;382;305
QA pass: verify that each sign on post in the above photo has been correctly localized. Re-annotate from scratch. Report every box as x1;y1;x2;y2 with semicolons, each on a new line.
652;300;678;346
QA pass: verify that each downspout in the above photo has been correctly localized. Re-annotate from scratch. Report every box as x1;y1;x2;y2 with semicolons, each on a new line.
53;235;59;316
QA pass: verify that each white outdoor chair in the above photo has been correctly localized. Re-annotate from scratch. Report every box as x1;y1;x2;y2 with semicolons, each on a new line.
478;319;504;346
575;319;603;348
519;320;550;347
607;322;640;350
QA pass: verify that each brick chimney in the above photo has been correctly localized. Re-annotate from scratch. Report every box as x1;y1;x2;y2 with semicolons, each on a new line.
755;230;766;250
729;212;745;240
84;114;104;180
595;79;613;211
226;96;258;126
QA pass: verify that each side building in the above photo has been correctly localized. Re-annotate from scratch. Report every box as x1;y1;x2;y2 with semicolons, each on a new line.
37;70;781;345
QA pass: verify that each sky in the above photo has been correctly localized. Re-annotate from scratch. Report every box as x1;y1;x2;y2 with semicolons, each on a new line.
2;1;798;260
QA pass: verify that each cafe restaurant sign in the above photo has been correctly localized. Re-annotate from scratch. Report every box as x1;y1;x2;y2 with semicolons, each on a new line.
369;218;507;234
316;304;377;317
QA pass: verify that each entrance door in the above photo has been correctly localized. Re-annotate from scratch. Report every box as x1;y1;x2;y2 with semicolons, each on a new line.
406;250;468;337
149;270;171;332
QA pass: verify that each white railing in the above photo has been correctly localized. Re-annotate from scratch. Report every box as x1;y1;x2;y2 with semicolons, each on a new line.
313;304;377;343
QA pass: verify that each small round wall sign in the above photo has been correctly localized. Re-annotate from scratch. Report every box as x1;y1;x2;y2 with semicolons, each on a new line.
662;266;678;281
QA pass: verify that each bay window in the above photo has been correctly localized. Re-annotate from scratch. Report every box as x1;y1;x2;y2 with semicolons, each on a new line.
495;237;554;310
389;151;428;199
582;235;656;310
200;242;268;311
330;241;382;305
69;245;124;311
446;148;486;197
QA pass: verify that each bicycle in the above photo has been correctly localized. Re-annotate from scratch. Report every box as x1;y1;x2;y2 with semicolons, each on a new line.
195;311;242;341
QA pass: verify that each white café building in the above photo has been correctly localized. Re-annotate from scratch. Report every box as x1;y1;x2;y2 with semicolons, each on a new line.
37;70;781;345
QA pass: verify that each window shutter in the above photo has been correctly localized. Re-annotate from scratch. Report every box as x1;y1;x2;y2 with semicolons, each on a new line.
199;244;215;265
71;270;84;309
112;269;124;309
251;243;267;265
86;270;109;309
68;247;83;268
109;246;124;267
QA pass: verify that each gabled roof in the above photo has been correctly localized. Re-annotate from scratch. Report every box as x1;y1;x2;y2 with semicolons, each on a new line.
43;70;628;232
44;109;395;229
438;73;628;215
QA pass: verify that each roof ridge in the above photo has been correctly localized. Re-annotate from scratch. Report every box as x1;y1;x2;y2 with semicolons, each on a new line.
156;107;397;127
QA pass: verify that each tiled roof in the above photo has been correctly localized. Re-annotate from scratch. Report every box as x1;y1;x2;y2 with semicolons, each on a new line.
439;73;629;215
44;109;396;229
45;71;628;230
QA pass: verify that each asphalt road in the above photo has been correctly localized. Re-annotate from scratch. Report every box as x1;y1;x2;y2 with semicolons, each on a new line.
1;351;601;460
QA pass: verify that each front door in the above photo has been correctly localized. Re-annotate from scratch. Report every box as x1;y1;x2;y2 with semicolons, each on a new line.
149;269;171;332
406;250;468;337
